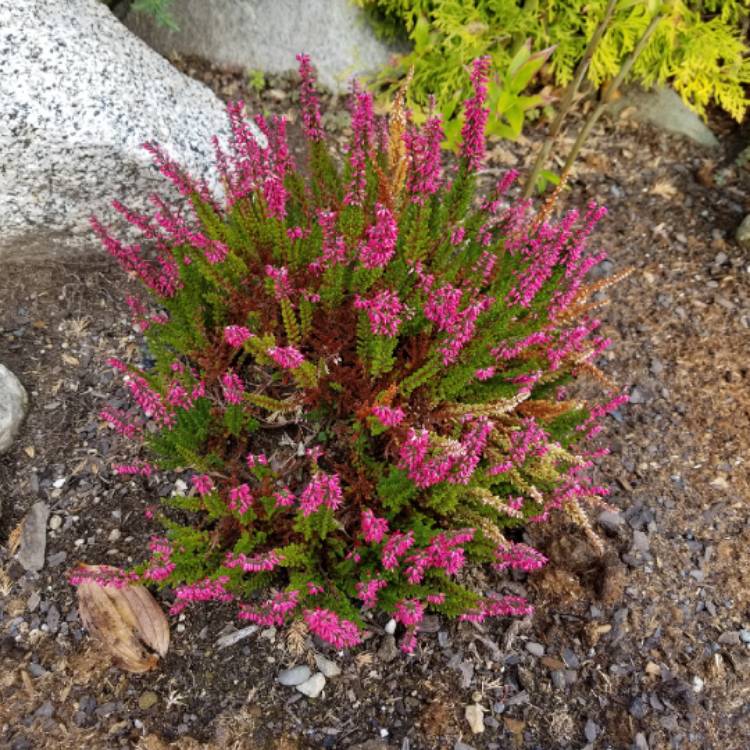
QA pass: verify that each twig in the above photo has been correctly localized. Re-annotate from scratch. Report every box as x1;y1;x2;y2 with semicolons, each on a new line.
560;12;663;177
522;0;619;198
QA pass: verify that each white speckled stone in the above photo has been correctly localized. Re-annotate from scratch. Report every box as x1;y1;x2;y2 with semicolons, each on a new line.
126;0;396;92
0;0;261;260
0;363;28;454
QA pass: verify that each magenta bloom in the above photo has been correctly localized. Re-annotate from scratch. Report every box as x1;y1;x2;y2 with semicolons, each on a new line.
267;345;304;369
224;325;253;347
460;57;491;172
304;608;362;649
221;371;245;404
356;578;387;608
299;472;343;516
228;483;253;514
191;474;214;496
370;405;405;427
359;203;398;269
296;53;324;142
354;289;404;337
360;508;389;543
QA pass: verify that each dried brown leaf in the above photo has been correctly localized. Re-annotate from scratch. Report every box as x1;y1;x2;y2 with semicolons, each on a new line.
76;566;169;673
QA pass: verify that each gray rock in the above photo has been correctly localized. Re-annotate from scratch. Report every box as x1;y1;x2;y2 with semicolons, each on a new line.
634;732;650;750
561;647;580;669
34;701;54;719
584;719;600;742
736;215;750;252
16;502;50;572
277;665;311;686
314;654;341;678
598;510;625;533
1;0;261;261
617;86;719;148
125;0;395;93
525;641;545;657
46;604;61;634
718;631;742;646
0;364;28;454
740;629;750;644
296;671;326;698
632;530;650;554
377;634;399;663
27;592;40;612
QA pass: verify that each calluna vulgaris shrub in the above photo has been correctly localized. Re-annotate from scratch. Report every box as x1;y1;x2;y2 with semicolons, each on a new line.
71;55;627;653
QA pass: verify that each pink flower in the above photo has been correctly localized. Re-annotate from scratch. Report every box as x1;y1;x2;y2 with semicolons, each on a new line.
299;472;343;516
221;371;245;404
238;589;300;627
267;345;304;369
474;367;496;381
246;452;268;468
228;483;254;513
359;203;398;269
371;405;405;427
273;487;296;508
170;576;233;615
265;264;294;300
191;474;213;496
494;542;547;572
303;608;362;649
405;114;444;203
224;325;253;347
354;290;404;337
381;530;415;570
360;508;389;543
296;54;324;142
459;594;533;623
356;578;387;608
460;57;491;171
225;549;282;573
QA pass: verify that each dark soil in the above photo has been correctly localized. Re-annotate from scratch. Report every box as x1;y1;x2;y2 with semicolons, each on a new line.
1;57;749;750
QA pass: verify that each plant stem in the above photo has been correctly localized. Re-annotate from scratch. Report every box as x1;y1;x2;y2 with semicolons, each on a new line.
560;12;663;177
522;0;619;198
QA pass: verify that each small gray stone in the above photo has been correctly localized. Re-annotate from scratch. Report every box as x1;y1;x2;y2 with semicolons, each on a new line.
632;530;650;553
296;671;326;698
551;670;566;690
630;696;648;720
736;215;750;252
584;719;600;742
634;732;649;750
0;363;28;454
16;502;50;572
561;648;580;669
28;663;46;678
718;631;742;646
27;592;41;612
598;511;625;533
46;604;60;634
739;629;750;644
277;665;311;686
314;654;341;678
34;701;54;719
46;551;67;568
384;618;397;635
525;641;545;657
377;634;399;663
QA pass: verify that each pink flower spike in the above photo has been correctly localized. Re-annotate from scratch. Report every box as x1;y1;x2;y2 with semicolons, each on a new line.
460;56;491;172
360;508;389;543
299;472;343;516
191;474;213;496
229;483;254;514
371;405;405;427
224;325;253;347
267;345;304;369
296;53;324;142
359;203;398;269
303;608;362;649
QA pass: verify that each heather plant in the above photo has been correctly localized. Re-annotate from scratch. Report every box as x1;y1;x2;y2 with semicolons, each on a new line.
74;55;627;653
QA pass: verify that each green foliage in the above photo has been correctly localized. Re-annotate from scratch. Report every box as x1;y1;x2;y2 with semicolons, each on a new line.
358;0;750;142
130;0;177;30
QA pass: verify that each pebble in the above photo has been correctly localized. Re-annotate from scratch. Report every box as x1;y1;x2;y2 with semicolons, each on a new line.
296;672;326;698
551;670;566;690
634;732;649;750
384;618;397;635
278;665;311;686
27;592;40;612
464;703;485;734
525;641;545;657
108;529;121;542
34;701;54;719
47;551;67;567
46;604;60;634
632;530;650;553
377;635;399;663
49;515;62;530
630;696;648;719
584;719;600;742
314;654;341;678
138;691;158;710
16;502;49;572
739;629;750;644
718;631;741;646
561;647;580;669
598;510;625;532
28;663;46;677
